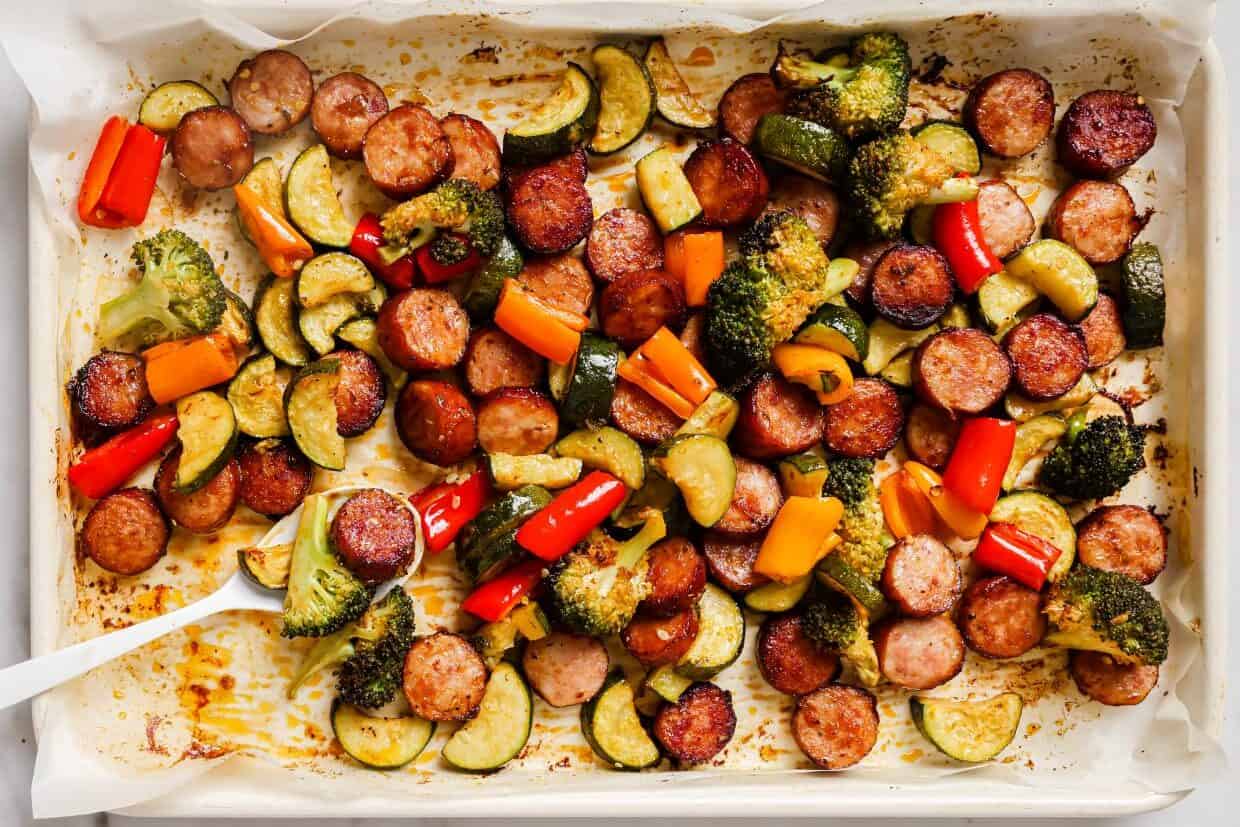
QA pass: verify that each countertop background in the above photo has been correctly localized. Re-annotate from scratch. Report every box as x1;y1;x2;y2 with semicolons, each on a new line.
0;1;1234;823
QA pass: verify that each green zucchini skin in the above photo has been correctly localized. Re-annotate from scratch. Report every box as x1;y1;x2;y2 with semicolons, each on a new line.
560;333;621;429
643;39;715;130
172;391;239;493
795;304;870;362
458;485;553;583
331;700;435;770
554;426;645;489
910;693;1023;763
228;353;291;438
502;63;599;166
1120;242;1165;348
675;583;745;680
284;144;354;247
752;114;851;183
462;236;524;320
138;80;218;133
634;147;703;233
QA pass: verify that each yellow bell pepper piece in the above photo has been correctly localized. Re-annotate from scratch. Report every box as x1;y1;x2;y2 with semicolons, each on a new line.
879;469;941;539
903;461;988;540
754;496;844;582
772;343;854;405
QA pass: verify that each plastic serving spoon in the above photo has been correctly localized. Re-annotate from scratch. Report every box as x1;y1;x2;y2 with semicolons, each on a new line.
0;485;422;712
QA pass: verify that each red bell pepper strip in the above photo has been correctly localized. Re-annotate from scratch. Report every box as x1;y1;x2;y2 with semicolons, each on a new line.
941;417;1016;515
460;558;546;622
515;471;629;561
67;412;179;499
932;198;1002;294
77;116;133;228
415;232;482;284
350;213;416;289
410;472;490;555
973;521;1063;591
97;124;166;226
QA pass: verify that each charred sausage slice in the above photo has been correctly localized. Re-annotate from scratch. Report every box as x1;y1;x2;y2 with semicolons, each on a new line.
69;351;153;433
377;288;470;372
964;68;1055;159
80;487;169;575
586;208;666;284
517;254;595;316
475;387;558;456
1077;294;1127;369
734;373;826;460
332;349;386;437
154;449;241;535
610;379;683;445
641;537;708;617
1070;651;1158;706
880;534;962;618
599;269;687;349
1045;180;1142;265
764;174;841;249
842;239;899;305
363;104;454;198
395;379;477;467
682;137;770;227
503;147;588;192
870;244;955;329
757;614;840;696
463;326;545;397
701;532;769;594
824;378;904;459
621;608;700;667
237;438;312;519
793;684;879;770
913;328;1011;416
958;575;1046;659
440;113;501;191
718;73;788;145
1076;504;1166;584
171;106;255;190
976;180;1035;260
506;166;593;255
874;614;965;690
1057;90;1157;179
713;457;783;536
402;632;488;722
228;49;313;135
311;72;389;159
521;631;609;707
1003;313;1088;401
654;682;736;764
904;402;960;470
330;488;417;584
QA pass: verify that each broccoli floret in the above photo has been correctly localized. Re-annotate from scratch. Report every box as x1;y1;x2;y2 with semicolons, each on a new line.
282;494;372;639
738;210;832;288
548;510;667;637
802;590;881;687
824;458;889;582
774;33;911;142
428;232;473;265
1043;565;1169;666
379;179;504;264
1040;414;1146;501
98;229;225;345
847;131;979;239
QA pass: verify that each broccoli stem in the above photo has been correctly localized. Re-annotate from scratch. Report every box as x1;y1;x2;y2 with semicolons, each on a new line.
98;278;181;342
924;176;980;205
616;512;667;570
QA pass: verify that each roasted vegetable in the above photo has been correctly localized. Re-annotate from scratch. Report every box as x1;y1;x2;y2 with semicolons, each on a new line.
379;179;505;264
282;494;371;638
823;457;888;583
1043;565;1169;666
1039;414;1145;500
802;588;881;687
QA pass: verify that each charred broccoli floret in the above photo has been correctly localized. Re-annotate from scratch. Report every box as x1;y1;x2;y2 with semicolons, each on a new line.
282;494;371;639
847;131;979;239
1040;414;1146;500
824;457;889;583
1043;565;1169;665
379;179;504;265
802;589;881;687
99;229;225;345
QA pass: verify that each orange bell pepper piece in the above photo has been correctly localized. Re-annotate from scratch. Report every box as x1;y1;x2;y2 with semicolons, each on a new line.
903;461;988;540
879;469;940;539
754;496;845;583
234;183;314;278
494;280;582;365
617;356;696;419
634;326;716;406
666;230;725;307
143;333;239;404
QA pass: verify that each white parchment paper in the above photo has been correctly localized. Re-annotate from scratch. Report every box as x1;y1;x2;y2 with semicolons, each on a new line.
2;0;1224;817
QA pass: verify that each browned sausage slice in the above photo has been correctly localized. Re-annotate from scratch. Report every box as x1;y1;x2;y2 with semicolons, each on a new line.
621;608;699;667
793;684;879;770
1057;90;1157;179
958;575;1046;659
503;147;588;192
516;254;595;316
1070;651;1159;706
870;244;955;329
702;532;769;594
506;166;593;254
521;631;609;707
330;488;417;584
476;387;558;456
904;402;960;470
757;614;840;696
599;269;686;349
237;438;312;518
311;72;389;159
463;326;545;397
79;488;169;575
682;138;769;227
363;104;454;198
880;534;961;617
69;351;153;433
653;682;736;764
641;537;707;617
718;73;788;145
874;614;965;690
228;50;313;135
976;180;1035;260
154;449;241;535
1045;180;1142;266
586;208;665;284
331;349;386;437
1076;504;1166;584
439;113;501;191
764;175;841;248
913;328;1011;416
402;632;488;721
1077;294;1127;369
395;380;477;466
714;457;782;536
734;373;825;460
1003;313;1088;401
377;288;470;372
824;377;904;459
842;239;898;305
964;69;1055;159
610;379;683;445
171;106;254;190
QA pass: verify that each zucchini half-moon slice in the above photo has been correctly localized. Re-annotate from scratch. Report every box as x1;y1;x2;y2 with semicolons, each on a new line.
581;671;661;770
588;45;655;155
643;39;715;129
910;693;1024;763
332;700;435;770
441;662;533;771
502;63;599;166
285;144;354;248
173;391;239;493
138;80;219;133
284;358;344;470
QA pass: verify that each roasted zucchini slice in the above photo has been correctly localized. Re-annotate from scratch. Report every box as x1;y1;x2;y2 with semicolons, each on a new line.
1004;373;1098;422
675;391;739;439
335;317;407;390
796;303;869;362
645;664;692;704
912;121;981;175
1001;414;1066;492
910;693;1023;763
487;453;583;491
458;485;553;583
990;491;1075;582
173;391;239;493
1005;239;1099;322
217;289;256;355
862;317;938;375
817;553;890;620
676;583;744;680
650;434;736;527
643;39;715;129
777;451;829;498
298;284;386;356
635;146;703;233
554;427;645;490
332;700;435;770
589;45;655;155
581;671;662;770
744;573;812;613
462;236;523;320
752;114;850;183
285;144;354;247
138;80;218;133
880;350;914;387
976;270;1041;334
557;333;621;429
296;252;374;308
441;662;533;772
228;354;291;438
502;63;599;166
253;276;314;367
284;358;344;470
237;541;292;590
1120;242;1165;348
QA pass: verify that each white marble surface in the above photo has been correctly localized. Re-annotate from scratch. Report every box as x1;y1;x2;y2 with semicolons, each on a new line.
0;3;1235;824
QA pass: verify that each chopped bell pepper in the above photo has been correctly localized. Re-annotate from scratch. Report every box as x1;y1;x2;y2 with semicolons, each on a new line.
494;280;584;365
461;559;546;622
617;356;696;420
665;230;725;307
932;195;1001;294
77;117;166;228
633;326;716;406
879;469;940;539
754;496;844;583
903;461;988;540
515;471;629;562
67;412;179;500
973;521;1063;591
771;343;854;405
142;332;239;404
416;232;483;284
350;213;416;289
941;417;1016;515
410;471;491;555
234;183;314;278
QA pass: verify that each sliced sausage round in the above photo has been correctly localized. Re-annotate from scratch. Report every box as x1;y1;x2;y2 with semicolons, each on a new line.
503;147;588;192
1057;90;1157;179
586;208;665;283
679;312;707;366
311;72;389;159
69;351;153;433
331;349;386;437
880;534;961;618
958;575;1046;659
463;326;545;397
870;244;955;329
599;269;686;349
718;73;787;145
734;373;825;460
377;288;469;372
913;328;1011;415
330;488;417;584
154;449;241;535
977;180;1035;260
824;377;904;459
506;166;593;254
395;379;477;466
1077;294;1127;369
171;106;254;190
793;684;879;770
702;532;769;594
1045;180;1142;266
237;438;312;519
653;682;736;764
765;175;841;249
904;402;960;470
476;387;558;456
1003;313;1088;401
1070;651;1159;706
440;113;501;191
682;138;769;227
79;487;169;575
621;607;699;667
1076;504;1167;584
714;458;782;536
964;68;1055;159
757;614;840;696
363;104;453;198
228;50;313;135
842;239;899;305
610;379;683;445
641;537;708;617
521;631;609;707
874;614;965;690
402;632;488;722
516;254;594;316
